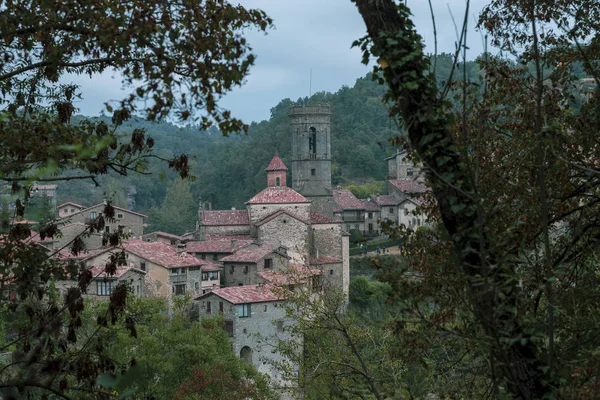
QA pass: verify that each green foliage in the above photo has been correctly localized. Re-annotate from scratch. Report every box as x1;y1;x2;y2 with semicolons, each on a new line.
348;228;364;244
148;179;197;235
346;180;385;199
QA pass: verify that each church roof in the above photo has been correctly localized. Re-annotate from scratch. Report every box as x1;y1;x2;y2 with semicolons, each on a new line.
246;186;310;205
310;212;343;224
332;189;364;210
185;239;253;254
388;179;429;194
265;154;288;171
203;210;249;226
362;199;379;212
255;210;309;226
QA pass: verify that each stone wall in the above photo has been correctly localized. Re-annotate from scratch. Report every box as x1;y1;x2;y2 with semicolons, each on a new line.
341;235;350;298
202;224;251;238
257;214;309;264
223;253;288;287
311;223;342;259
55;223;103;251
64;204;145;239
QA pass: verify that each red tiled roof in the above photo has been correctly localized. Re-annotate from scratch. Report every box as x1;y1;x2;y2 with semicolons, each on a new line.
255;210;308;227
203;210;249;226
246;187;310;205
143;231;184;241
198;284;283;304
220;243;282;263
89;265;145;279
333;189;364;210
185;239;253;254
181;231;196;239
374;195;401;206
119;240;209;269
311;255;343;265
201;263;221;272
57;202;86;209
310;212;343;224
400;197;427;207
258;264;321;285
388;179;429;194
265;154;288;171
362;199;379;212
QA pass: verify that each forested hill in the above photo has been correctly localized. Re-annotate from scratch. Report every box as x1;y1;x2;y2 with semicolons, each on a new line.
58;54;590;233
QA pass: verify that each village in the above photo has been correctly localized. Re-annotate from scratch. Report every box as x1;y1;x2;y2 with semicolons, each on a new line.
13;103;429;389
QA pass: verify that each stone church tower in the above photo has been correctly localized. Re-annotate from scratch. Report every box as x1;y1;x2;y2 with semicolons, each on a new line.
289;103;334;215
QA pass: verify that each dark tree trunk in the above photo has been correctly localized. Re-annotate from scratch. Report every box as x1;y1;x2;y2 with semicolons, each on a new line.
351;0;554;398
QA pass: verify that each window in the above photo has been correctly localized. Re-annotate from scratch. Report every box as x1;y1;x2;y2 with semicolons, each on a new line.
238;303;251;318
230;265;234;274
140;262;146;272
405;209;409;216
70;208;74;213
202;272;208;281
224;320;234;336
389;208;394;214
96;281;113;296
171;268;179;275
180;267;186;274
276;177;280;186
117;213;124;219
194;282;199;290
264;259;272;269
105;226;110;233
208;271;219;280
174;284;185;295
309;127;317;153
330;269;334;275
118;225;124;234
354;224;359;230
346;225;350;231
311;168;316;176
90;211;97;219
219;302;224;313
368;212;373;219
201;254;206;260
206;301;212;315
189;266;200;272
368;223;373;232
243;265;249;274
212;254;218;261
407;168;413;176
263;305;267;312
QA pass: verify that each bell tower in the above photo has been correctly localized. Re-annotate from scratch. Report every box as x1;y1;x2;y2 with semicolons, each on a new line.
289;103;333;214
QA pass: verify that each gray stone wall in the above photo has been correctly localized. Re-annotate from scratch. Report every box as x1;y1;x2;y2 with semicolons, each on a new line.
311;223;342;259
223;253;288;287
55;223;103;251
364;211;381;236
63;204;145;239
257;214;310;264
196;294;297;390
202;224;251;238
341;235;350;297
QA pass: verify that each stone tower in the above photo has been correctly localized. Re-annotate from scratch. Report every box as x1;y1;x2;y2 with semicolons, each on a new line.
289;103;334;215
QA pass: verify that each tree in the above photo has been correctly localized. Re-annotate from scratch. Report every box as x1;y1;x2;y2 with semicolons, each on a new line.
352;0;600;398
0;0;272;397
148;179;197;235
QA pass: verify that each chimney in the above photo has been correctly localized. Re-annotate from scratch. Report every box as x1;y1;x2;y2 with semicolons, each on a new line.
230;240;237;251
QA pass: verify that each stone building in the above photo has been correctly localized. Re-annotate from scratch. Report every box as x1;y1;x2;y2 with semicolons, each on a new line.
290;104;335;215
55;202;147;250
141;231;185;246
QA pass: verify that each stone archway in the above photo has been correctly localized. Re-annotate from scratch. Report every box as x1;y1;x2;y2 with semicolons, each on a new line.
240;346;252;364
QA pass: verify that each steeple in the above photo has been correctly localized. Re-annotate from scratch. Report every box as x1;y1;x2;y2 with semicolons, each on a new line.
265;154;288;188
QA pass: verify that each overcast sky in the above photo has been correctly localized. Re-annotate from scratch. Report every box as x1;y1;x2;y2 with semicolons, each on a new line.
71;0;491;124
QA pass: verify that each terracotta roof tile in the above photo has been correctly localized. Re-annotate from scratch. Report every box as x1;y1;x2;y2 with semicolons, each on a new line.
203;210;249;226
122;239;210;269
57;202;86;209
198;284;283;304
333;189;364;210
361;200;379;212
311;255;343;264
265;154;288;171
143;231;184;241
220;243;282;263
310;212;343;224
246;187;310;205
388;179;429;194
374;195;401;206
185;239;253;254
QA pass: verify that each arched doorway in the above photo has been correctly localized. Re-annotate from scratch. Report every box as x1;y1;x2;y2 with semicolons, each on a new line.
240;346;252;364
